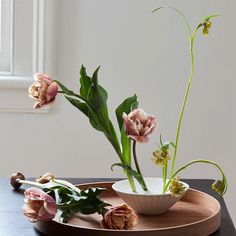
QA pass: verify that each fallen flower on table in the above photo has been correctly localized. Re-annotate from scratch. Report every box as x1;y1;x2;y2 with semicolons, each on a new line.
11;172;138;230
101;204;138;230
23;187;57;223
36;172;55;184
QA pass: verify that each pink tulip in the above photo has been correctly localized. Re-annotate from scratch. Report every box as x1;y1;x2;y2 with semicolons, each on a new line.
101;204;138;230
23;187;57;223
123;108;157;143
29;73;58;109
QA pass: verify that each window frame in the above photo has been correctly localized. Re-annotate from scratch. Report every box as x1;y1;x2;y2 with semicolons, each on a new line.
0;0;48;113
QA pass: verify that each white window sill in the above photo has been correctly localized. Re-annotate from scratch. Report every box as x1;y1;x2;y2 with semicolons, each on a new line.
0;76;50;113
0;76;33;89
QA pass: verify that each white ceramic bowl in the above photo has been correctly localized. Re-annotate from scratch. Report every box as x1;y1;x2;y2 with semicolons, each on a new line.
112;177;189;215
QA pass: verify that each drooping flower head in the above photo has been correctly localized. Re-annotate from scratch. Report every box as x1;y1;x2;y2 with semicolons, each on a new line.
202;20;212;36
169;176;186;197
152;142;171;166
123;108;157;143
101;204;138;230
29;73;58;109
23;187;57;223
211;179;227;195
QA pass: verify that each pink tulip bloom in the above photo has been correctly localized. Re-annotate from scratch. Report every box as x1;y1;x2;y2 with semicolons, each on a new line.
123;108;157;143
23;187;57;223
29;73;58;109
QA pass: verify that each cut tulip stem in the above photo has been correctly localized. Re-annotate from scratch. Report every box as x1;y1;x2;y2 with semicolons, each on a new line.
17;179;44;189
132;141;148;191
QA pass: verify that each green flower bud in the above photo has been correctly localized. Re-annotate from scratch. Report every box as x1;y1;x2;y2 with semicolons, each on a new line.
211;180;226;195
202;20;212;36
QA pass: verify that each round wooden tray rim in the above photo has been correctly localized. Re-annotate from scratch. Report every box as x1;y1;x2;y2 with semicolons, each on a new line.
34;181;221;235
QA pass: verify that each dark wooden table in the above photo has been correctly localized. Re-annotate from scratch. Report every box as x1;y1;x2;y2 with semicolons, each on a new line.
0;178;235;236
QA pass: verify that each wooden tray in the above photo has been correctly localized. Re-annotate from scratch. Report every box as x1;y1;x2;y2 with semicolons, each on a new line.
34;181;221;236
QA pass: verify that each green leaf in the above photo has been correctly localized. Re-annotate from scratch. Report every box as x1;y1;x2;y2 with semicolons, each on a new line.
65;96;89;116
115;94;139;130
111;163;146;189
53;185;110;222
83;67;121;156
79;65;92;99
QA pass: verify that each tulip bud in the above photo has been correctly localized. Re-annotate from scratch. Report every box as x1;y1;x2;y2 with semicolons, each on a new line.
10;172;25;190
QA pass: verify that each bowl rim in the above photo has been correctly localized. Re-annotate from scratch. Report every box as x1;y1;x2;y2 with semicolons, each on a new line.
112;177;190;196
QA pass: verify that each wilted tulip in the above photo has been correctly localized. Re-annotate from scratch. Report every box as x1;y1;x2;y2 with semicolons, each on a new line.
123;108;157;143
36;172;55;184
29;73;58;109
101;204;138;230
23;187;57;223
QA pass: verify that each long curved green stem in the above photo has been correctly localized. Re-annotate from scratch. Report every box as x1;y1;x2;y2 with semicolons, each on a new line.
164;159;227;194
133;141;148;191
153;6;192;36
153;7;197;176
171;38;195;175
170;23;198;176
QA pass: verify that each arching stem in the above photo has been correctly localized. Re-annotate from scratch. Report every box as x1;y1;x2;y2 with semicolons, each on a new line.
164;159;227;194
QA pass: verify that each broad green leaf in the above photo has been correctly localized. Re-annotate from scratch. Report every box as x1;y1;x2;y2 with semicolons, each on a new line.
115;94;138;130
86;67;110;131
80;65;92;99
65;96;89;116
88;84;109;126
88;109;106;132
91;66;100;85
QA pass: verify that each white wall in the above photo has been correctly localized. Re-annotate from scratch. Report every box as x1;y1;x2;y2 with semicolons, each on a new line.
1;0;235;224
